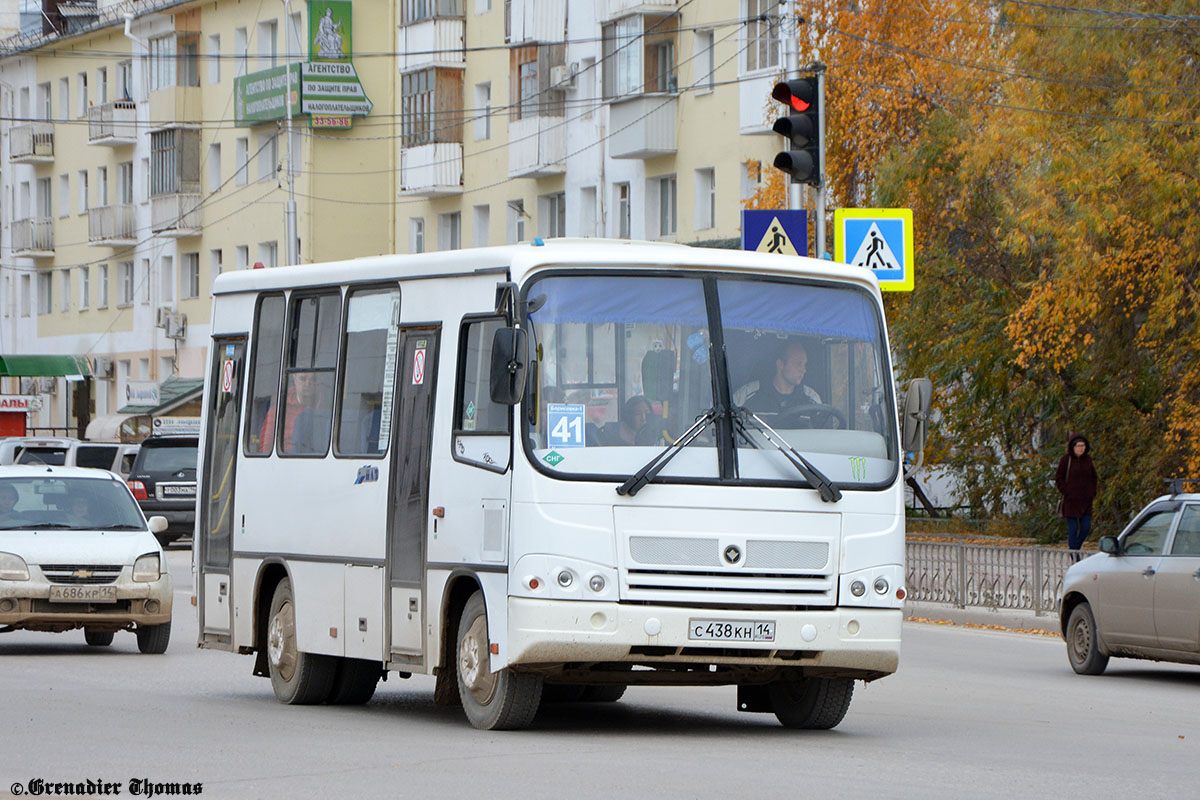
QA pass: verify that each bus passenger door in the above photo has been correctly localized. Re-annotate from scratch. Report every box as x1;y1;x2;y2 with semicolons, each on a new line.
389;328;439;655
198;337;245;645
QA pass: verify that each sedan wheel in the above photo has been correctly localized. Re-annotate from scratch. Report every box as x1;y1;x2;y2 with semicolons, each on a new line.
1066;603;1109;675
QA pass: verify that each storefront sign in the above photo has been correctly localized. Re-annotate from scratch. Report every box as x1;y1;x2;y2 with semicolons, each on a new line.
126;381;160;405
0;395;42;412
152;416;202;436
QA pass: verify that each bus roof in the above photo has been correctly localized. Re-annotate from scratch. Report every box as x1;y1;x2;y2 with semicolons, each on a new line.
211;239;881;297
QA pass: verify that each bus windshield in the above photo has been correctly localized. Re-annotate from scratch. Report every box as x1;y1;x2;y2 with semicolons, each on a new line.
524;272;897;487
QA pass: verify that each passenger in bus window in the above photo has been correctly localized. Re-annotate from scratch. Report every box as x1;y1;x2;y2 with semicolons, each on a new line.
732;340;822;413
258;381;301;454
289;371;333;454
598;396;653;446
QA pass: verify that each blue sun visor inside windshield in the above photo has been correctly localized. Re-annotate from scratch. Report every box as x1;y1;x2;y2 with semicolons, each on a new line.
529;275;879;343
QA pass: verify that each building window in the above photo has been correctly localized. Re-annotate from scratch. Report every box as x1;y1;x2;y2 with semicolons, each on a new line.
150;36;176;91
58;174;69;217
117;60;132;100
97;166;108;207
695;168;715;231
257;20;278;71
509;45;564;121
20;275;31;317
580;186;598;237
182;253;200;299
209;144;222;192
117;162;134;204
657;175;677;237
235;137;249;185
97;67;108;103
210;250;223;290
473;205;489;247
79;267;90;310
602;15;677;98
540;192;565;238
208;34;221;84
694;30;714;91
116;262;132;306
744;0;781;73
76;72;87;116
401;69;434;147
37;273;52;315
179;36;200;87
150;129;200;196
97;264;109;308
616;183;631;238
438;212;461;250
160;256;175;304
235;28;248;77
402;0;465;26
258;242;278;269
140;259;151;305
257;133;278;182
36;177;51;217
59;270;70;312
236;245;249;271
507;200;525;243
57;77;68;119
474;82;491;140
410;218;425;253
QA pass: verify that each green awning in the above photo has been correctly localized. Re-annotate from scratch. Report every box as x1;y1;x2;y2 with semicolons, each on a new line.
117;376;205;415
0;354;92;377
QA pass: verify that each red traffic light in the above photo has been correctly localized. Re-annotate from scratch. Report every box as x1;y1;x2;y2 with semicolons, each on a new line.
772;79;816;113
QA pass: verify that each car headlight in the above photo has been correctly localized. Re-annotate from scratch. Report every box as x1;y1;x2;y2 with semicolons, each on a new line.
132;553;161;583
0;551;30;581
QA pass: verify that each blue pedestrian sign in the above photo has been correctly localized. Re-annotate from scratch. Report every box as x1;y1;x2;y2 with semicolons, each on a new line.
741;209;808;256
546;403;586;448
834;208;914;292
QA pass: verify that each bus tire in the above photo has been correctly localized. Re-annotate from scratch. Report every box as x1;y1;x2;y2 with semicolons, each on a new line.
1066;603;1109;675
84;628;114;647
267;578;336;704
580;685;626;702
455;591;542;730
327;658;381;705
135;621;171;654
768;674;854;730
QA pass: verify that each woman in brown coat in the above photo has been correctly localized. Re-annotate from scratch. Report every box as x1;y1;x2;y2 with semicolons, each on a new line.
1055;433;1099;552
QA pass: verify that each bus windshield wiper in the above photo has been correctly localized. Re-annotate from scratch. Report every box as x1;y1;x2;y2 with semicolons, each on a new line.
617;408;718;497
733;407;843;503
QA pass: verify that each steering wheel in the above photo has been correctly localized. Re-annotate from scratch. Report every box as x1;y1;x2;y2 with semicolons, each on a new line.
774;403;847;430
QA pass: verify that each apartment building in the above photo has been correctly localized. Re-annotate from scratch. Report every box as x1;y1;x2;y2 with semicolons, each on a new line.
0;0;395;436
397;0;785;251
0;0;791;437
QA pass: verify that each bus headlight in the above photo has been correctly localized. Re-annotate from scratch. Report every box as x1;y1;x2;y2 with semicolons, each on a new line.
0;552;30;581
556;570;574;588
850;580;866;597
588;574;606;593
873;577;889;595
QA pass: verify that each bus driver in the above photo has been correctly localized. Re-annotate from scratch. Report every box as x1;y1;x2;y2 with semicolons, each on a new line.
732;340;822;415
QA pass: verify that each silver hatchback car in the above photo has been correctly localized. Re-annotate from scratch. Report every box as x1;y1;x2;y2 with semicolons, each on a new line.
1061;491;1200;674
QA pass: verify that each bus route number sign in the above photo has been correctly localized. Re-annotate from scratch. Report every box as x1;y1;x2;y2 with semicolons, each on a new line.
546;403;586;448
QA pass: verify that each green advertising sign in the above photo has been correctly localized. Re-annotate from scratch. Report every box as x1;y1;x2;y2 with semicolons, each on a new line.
234;63;301;126
309;0;353;61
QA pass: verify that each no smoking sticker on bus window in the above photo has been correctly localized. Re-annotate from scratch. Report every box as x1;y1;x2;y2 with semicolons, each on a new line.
412;348;426;385
220;360;235;393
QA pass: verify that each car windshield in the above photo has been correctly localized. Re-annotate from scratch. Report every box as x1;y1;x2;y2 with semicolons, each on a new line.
139;443;198;474
524;272;897;487
0;476;146;531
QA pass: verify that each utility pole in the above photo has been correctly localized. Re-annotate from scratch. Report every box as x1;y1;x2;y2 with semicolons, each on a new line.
282;0;298;266
811;61;826;259
784;0;800;213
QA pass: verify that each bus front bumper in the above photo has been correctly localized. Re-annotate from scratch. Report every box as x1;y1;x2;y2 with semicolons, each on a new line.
506;597;900;676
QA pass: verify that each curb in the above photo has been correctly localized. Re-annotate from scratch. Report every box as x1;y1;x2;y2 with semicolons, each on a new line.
904;600;1061;635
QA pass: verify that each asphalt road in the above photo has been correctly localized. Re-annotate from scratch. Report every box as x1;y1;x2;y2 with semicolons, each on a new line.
2;549;1197;799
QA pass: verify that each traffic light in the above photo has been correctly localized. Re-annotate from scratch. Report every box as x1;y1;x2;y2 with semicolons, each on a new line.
771;79;821;187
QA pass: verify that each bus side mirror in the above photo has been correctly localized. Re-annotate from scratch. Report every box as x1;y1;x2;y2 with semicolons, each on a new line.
490;327;528;406
902;378;932;454
1099;536;1120;555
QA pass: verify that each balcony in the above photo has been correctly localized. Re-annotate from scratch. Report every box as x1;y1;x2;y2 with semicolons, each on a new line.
609;94;677;159
87;101;138;145
87;204;137;246
605;0;677;19
399;143;462;196
508;116;565;178
10;123;54;163
12;217;54;256
398;18;464;72
149;86;201;130
151;193;201;237
509;0;567;43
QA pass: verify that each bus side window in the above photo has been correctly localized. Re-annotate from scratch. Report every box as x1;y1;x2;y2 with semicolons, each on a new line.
335;286;399;457
244;293;285;456
281;292;341;457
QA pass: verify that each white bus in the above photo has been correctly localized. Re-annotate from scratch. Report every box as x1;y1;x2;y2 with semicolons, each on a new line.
195;239;928;730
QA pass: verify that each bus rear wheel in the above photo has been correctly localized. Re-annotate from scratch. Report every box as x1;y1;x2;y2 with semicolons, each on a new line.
267;578;336;704
768;674;854;729
455;591;542;730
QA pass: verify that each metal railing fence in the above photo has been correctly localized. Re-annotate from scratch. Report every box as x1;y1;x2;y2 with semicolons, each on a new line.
906;541;1094;616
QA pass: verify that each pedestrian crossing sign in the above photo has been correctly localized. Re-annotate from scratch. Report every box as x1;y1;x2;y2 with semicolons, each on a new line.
741;209;808;256
834;208;914;292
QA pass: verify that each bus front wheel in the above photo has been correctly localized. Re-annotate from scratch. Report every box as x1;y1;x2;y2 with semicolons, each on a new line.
455;591;542;730
768;674;854;729
267;578;336;704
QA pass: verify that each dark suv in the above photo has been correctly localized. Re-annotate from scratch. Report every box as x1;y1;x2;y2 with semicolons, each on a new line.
127;436;198;546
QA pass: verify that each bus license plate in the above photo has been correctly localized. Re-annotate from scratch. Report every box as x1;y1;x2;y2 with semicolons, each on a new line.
688;619;775;642
49;585;117;603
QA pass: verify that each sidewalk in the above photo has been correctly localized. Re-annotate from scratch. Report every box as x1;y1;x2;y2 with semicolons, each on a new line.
904;600;1062;635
